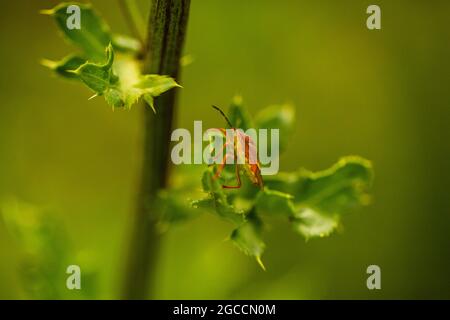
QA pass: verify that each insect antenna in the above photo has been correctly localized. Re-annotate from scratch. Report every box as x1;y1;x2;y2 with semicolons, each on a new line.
212;105;233;128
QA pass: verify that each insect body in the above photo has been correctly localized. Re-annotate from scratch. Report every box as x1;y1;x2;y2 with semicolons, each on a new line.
210;105;264;189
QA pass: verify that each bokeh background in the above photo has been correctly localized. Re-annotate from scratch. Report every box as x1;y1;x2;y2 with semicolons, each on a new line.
0;0;449;299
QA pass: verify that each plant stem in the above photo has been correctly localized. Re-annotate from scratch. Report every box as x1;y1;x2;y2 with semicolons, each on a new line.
121;0;190;299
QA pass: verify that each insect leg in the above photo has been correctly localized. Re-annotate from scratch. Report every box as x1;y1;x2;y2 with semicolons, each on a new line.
207;128;228;165
213;154;228;179
210;142;229;163
212;146;234;180
222;164;242;189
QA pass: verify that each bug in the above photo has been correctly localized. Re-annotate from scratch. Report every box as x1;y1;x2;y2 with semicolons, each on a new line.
210;105;264;189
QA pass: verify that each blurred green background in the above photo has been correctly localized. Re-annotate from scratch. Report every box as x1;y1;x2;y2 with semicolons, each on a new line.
0;0;449;299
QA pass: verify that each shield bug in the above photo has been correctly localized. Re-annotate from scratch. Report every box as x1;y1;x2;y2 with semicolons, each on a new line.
210;105;264;189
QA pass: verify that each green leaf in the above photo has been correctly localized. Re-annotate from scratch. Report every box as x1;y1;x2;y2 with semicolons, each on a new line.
104;88;124;108
112;34;142;54
295;156;373;214
135;75;181;111
41;55;87;79
135;75;181;97
228;96;254;130
198;170;245;224
42;2;112;60
118;69;181;112
265;156;373;239
155;190;201;228
71;43;116;95
106;52;180;110
255;188;296;217
292;208;339;240
191;197;215;210
255;104;295;153
65;44;179;109
230;213;266;270
197;167;267;268
42;3;180;110
266;156;373;212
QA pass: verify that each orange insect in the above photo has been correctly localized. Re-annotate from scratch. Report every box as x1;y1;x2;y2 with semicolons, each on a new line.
210;105;264;189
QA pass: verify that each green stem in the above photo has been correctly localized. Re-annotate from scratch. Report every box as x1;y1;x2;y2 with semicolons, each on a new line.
121;0;190;299
118;0;146;43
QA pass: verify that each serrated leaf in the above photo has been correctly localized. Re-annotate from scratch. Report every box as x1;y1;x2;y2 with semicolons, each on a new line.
230;213;266;269
155;190;200;228
130;74;180;111
198;170;245;224
136;75;181;112
228;96;254;130
266;156;373;214
255;188;296;217
105;88;124;108
65;44;179;109
42;2;112;60
292;208;339;240
264;156;373;239
41;55;87;79
42;3;180;110
191;197;214;209
255;104;295;153
72;43;116;95
135;75;181;96
295;156;373;214
108;54;180;110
